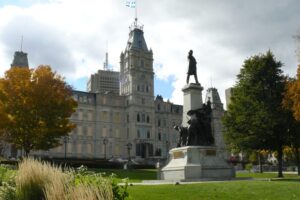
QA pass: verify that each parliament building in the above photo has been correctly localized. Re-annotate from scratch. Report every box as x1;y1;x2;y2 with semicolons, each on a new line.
8;19;224;162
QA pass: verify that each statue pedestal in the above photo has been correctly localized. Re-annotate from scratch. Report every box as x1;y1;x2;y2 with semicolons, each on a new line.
182;83;203;126
161;146;234;181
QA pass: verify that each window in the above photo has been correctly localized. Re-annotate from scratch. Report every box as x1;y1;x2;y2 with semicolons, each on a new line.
146;116;150;123
157;104;160;111
142;114;145;122
158;119;161;127
137;130;140;138
137;85;140;91
137;114;140;122
146;86;149;93
142;98;145;104
158;132;161;141
127;128;129;138
147;130;150;138
127;114;129;123
155;148;162;156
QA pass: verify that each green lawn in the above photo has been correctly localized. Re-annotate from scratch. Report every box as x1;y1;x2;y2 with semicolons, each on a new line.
90;169;299;182
89;168;157;182
128;180;300;200
2;166;300;200
236;171;299;179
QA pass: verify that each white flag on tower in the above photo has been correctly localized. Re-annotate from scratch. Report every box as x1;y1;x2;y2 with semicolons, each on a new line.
125;0;136;8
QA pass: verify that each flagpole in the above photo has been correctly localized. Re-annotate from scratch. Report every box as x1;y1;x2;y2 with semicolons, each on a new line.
135;0;137;20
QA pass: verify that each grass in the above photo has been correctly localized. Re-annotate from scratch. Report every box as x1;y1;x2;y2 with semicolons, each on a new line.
236;171;300;179
90;169;157;183
128;180;300;200
90;169;300;182
2;165;300;200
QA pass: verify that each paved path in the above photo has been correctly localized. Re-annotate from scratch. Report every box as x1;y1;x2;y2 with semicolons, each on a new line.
119;178;254;186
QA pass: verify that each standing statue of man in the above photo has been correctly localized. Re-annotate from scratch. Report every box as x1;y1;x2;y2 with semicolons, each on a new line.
187;50;199;84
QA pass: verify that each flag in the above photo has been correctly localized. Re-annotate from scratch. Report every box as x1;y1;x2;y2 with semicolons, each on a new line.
125;0;136;8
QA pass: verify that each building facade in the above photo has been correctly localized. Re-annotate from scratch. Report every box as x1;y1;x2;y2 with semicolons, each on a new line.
5;19;226;162
32;19;183;161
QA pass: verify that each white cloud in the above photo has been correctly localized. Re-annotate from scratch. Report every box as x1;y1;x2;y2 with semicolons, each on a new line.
0;0;299;106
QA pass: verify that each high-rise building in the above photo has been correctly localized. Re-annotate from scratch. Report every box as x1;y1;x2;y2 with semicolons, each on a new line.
11;51;29;68
87;70;120;94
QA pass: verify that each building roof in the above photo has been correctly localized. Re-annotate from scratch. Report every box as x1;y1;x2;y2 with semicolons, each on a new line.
205;87;223;109
126;19;148;52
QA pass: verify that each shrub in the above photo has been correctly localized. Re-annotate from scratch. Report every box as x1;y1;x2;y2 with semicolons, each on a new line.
245;163;253;172
7;159;128;200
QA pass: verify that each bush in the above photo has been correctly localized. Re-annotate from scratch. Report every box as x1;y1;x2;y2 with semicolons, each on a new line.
0;159;129;200
245;163;253;172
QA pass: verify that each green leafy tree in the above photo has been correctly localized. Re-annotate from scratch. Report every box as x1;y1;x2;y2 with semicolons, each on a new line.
223;51;288;177
0;66;77;156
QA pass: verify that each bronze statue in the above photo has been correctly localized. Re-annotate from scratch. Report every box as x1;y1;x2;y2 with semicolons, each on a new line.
187;50;199;84
174;101;214;147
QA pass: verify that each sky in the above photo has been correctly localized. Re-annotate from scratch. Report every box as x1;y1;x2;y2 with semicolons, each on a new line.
0;0;299;106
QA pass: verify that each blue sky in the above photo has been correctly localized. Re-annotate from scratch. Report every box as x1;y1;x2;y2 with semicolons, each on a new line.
0;0;299;105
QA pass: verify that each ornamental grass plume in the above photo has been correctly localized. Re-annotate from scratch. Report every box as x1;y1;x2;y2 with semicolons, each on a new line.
15;158;114;200
16;158;66;200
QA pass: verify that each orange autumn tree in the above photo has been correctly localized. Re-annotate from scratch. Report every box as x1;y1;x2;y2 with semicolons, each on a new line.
0;66;77;156
283;65;300;121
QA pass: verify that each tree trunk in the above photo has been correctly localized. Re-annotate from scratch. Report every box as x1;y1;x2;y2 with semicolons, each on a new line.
277;144;284;177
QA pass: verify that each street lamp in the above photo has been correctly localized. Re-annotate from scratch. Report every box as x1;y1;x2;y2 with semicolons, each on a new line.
103;138;108;159
126;142;132;161
63;136;69;163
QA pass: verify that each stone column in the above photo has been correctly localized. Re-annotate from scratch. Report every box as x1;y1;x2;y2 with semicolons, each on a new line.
182;83;204;126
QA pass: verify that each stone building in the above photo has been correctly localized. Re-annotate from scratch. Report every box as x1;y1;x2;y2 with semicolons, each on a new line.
5;19;226;162
32;19;183;161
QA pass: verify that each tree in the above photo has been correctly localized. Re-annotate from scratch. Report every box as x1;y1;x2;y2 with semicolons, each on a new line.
223;51;288;177
0;66;77;156
283;66;300;175
283;66;300;121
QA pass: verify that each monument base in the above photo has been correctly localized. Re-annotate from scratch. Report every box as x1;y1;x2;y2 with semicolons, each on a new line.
161;146;235;181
